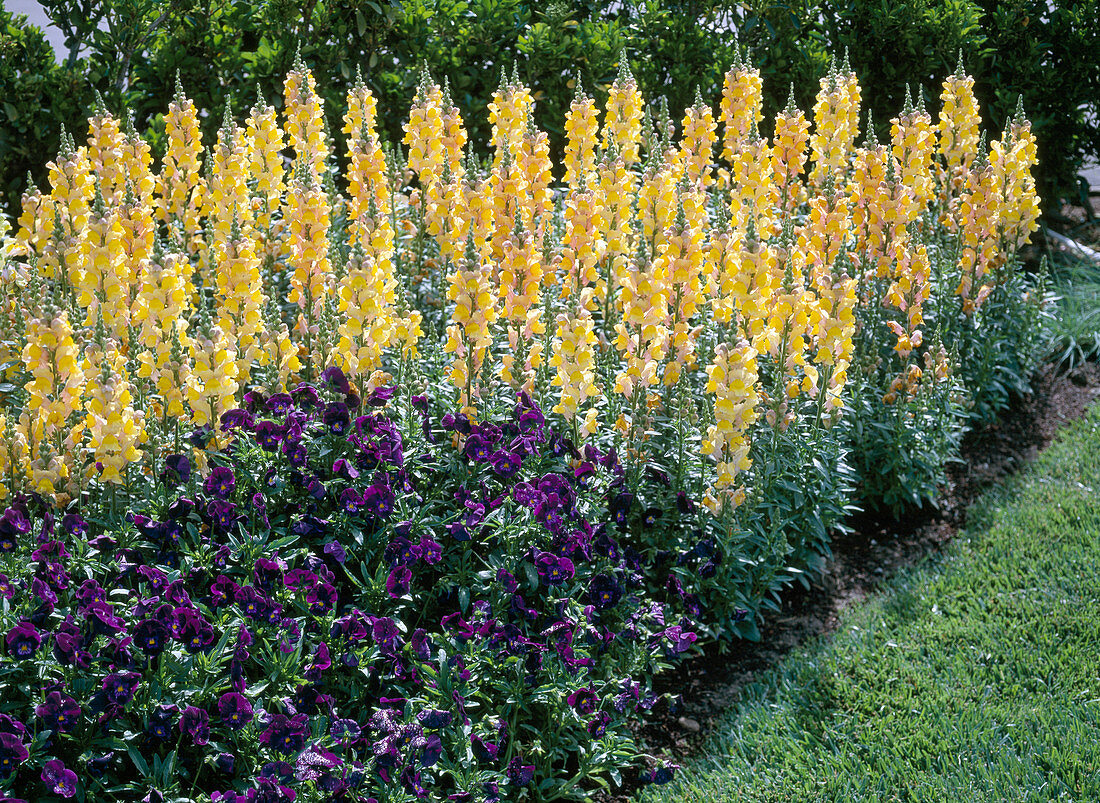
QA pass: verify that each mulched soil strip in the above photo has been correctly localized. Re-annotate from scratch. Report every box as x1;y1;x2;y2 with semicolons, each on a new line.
598;360;1100;800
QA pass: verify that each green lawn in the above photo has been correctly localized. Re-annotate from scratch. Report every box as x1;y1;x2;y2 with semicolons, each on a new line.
642;403;1100;803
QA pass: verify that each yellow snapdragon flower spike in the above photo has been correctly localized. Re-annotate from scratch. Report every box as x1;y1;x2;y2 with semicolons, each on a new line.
214;222;267;387
730;129;777;237
206;108;253;242
134;248;194;420
22;303;84;437
499;219;545;391
955;140;1000;311
157;77;204;230
445;237;499;413
83;340;146;485
13;179;53;264
285;170;333;339
890;90;935;221
720;51;764;167
335;205;399;380
489;150;529;259
518;112;554;226
680;90;717;190
550;292;600;422
596;146;636;267
602;56;644;167
564;86;599;188
884;241;931;360
404;73;446;186
246;93;285;239
283;56;329;181
810;60;861;188
47;133;94;281
559;175;604;300
660;203;705;384
702;341;759;512
75;190;130;341
488;67;534;167
615;243;669;398
440;81;468;177
772;90;811;214
187;316;239;435
86;100;126;205
995;107;1041;252
936;58;981;215
120;114;155;206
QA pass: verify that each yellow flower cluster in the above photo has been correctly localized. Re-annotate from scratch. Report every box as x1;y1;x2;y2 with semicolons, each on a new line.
445;238;499;412
602;58;644;166
719;51;763;165
564;86;599;187
702;342;759;512
0;56;1039;517
83;340;146;484
284;54;329;180
157;77;204;226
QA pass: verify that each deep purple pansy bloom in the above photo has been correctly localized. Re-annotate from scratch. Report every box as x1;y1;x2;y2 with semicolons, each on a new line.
217;692;253;729
386;565;412;598
102;672;141;705
36;692;80;733
180;706;210;745
324;402;351;435
567;687;598;716
535;552;575;586
160;453;191;485
490;450;522;477
61;512;88;538
6;622;40;659
320;366;351;394
0;732;27;778
587;573;623;610
506;757;534;786
259;713;310;755
41;759;78;798
204;467;236;499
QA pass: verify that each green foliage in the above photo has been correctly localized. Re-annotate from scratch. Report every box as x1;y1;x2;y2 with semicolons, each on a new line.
643;402;1100;803
3;1;1097;217
0;10;90;214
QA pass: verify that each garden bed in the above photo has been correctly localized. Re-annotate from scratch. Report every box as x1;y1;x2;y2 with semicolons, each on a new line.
624;358;1100;793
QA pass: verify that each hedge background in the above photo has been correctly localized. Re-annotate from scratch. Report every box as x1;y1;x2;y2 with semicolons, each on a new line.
2;0;1097;217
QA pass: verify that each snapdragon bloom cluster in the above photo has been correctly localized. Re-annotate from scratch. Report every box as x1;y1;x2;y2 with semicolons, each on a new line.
1;50;1040;520
0;372;693;799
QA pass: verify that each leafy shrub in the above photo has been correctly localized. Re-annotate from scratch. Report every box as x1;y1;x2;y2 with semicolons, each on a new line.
3;1;1097;216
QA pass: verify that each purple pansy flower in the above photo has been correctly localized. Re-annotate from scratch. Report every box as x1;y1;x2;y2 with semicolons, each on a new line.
386;565;412;598
6;622;40;659
41;759;78;798
204;467;236;499
535;552;575;586
506;756;534;786
180;706;210;745
36;692;80;733
0;732;27;778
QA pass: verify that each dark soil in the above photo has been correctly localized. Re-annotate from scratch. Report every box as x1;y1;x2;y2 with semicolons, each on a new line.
608;360;1100;797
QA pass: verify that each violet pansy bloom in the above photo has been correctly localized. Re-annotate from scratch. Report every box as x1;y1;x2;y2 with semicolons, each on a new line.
535;552;575;586
217;692;253;729
180;706;210;745
204;467;236;499
6;622;40;660
41;759;78;798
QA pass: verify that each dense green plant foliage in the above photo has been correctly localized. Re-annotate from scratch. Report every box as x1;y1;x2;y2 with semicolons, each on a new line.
1;1;1097;216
